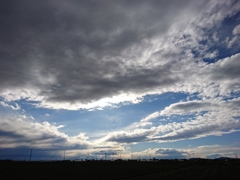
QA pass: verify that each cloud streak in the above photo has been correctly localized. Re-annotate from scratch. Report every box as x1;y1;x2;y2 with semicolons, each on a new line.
103;97;240;144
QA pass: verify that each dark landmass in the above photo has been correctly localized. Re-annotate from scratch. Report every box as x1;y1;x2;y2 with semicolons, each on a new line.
1;159;240;179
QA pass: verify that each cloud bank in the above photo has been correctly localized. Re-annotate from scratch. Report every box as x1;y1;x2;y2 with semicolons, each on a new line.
104;97;240;144
0;0;239;110
0;114;90;149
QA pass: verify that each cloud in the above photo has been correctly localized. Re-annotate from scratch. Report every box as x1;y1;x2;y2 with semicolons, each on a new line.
159;101;214;116
200;54;240;98
190;145;240;158
0;114;90;149
233;24;240;35
131;148;188;159
104;129;154;143
206;54;240;81
103;97;240;144
131;144;240;159
0;0;239;110
155;149;188;159
1;107;239;159
0;111;130;159
0;101;21;110
143;94;240;123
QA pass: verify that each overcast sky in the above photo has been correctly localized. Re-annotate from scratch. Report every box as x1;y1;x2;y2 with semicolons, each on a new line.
1;0;240;160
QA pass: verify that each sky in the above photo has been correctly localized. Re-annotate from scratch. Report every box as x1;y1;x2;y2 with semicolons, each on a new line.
0;0;240;160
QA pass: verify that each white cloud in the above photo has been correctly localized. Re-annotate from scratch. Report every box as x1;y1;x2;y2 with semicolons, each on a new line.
1;108;239;159
0;101;21;110
131;144;240;159
0;114;90;149
204;50;218;59
0;111;130;158
233;24;240;35
3;53;239;150
103;97;240;144
103;129;155;143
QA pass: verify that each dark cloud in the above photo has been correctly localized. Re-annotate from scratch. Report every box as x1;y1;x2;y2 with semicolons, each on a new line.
170;101;212;112
44;63;178;103
93;149;119;156
105;130;153;143
106;134;147;143
207;54;240;81
0;129;25;139
154;124;219;141
229;98;240;107
0;0;239;110
0;148;67;161
0;0;207;108
155;149;187;159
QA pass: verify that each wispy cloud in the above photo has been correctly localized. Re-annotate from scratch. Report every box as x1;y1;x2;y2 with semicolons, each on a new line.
103;97;240;144
0;101;21;110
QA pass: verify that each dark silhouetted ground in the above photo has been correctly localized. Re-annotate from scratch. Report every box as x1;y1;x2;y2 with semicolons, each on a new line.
0;159;240;179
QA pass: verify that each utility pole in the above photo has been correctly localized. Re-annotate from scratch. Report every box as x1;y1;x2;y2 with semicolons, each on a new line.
29;149;33;161
63;150;66;160
235;153;238;159
186;152;191;159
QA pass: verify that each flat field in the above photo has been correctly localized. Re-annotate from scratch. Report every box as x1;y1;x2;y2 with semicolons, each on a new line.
1;160;240;179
